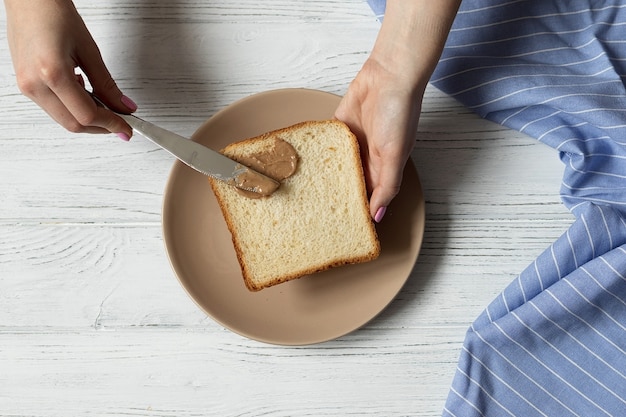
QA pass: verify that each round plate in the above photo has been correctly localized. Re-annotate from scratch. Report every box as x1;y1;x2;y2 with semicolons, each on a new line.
162;88;425;345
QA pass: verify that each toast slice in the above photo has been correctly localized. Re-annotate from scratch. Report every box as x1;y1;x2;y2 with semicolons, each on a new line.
208;120;380;291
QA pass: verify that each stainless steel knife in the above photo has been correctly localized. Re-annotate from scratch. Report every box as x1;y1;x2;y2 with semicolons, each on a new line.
91;95;280;195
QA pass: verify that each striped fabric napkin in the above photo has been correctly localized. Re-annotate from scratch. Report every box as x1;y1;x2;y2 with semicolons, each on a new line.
366;0;386;21
369;1;626;416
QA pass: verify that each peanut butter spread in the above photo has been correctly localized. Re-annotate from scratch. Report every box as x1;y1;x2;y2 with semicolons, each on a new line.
234;138;299;198
233;169;280;197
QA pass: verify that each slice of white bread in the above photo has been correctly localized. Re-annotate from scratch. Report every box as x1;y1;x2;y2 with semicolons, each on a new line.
208;120;380;291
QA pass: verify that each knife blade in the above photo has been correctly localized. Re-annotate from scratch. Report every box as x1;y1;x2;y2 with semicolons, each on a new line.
91;94;280;196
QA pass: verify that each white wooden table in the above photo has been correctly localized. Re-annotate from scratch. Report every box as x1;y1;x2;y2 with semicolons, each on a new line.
0;1;573;416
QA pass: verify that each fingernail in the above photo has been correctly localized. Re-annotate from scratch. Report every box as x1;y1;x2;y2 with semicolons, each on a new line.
374;206;387;223
120;95;138;112
117;132;131;141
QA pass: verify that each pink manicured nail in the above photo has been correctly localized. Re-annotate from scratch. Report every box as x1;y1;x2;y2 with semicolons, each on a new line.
117;132;131;141
374;206;387;223
120;95;138;112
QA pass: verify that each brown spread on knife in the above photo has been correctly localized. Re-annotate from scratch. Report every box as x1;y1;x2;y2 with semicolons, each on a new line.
233;169;280;197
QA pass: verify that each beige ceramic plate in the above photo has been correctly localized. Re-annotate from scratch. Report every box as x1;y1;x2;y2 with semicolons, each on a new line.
163;88;425;345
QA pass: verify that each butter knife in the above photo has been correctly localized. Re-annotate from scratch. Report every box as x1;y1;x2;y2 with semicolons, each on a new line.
92;95;280;195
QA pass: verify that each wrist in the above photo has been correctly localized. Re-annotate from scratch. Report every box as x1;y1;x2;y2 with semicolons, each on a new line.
370;0;460;91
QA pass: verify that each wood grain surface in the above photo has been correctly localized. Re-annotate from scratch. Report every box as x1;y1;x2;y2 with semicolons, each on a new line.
0;1;572;416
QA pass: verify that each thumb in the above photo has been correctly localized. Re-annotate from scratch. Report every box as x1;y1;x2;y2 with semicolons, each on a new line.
369;156;409;223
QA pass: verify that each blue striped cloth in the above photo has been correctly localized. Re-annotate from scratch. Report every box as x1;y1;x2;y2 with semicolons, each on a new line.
367;0;386;21
369;1;626;416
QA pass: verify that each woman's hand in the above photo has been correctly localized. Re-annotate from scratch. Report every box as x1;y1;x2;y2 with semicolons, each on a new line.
336;0;460;221
4;0;137;140
335;58;422;223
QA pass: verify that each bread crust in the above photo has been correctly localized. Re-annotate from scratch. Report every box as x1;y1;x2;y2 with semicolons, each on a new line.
208;120;380;291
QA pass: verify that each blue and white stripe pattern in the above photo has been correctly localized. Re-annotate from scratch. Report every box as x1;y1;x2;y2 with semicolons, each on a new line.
370;1;626;416
366;0;386;21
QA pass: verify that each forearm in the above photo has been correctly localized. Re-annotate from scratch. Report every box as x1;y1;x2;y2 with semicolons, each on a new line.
370;0;461;92
4;0;76;19
4;0;80;68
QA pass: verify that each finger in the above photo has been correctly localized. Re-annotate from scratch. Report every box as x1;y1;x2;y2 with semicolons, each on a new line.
368;154;409;222
369;174;403;222
16;61;102;133
47;66;132;138
28;83;109;134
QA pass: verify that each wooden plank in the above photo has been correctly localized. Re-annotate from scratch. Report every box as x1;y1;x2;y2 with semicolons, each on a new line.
0;327;464;417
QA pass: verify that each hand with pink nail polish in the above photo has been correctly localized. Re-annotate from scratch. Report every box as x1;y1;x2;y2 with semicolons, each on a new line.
3;0;137;139
335;0;460;221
